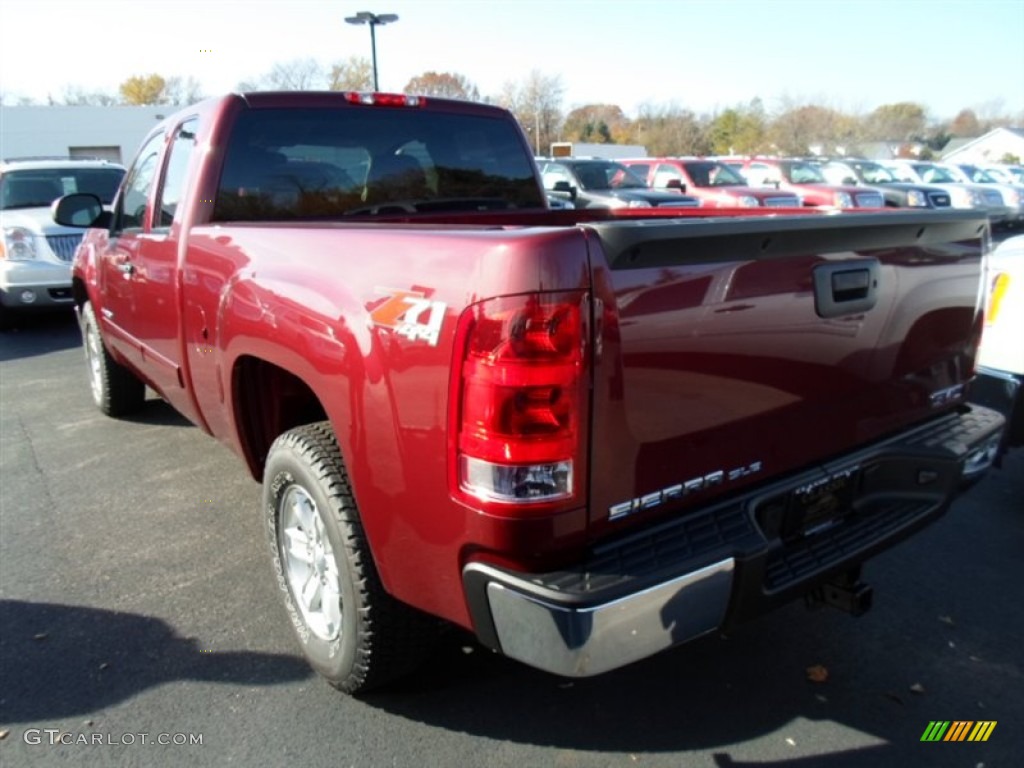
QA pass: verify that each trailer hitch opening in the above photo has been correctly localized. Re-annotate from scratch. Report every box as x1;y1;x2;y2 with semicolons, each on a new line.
806;568;873;617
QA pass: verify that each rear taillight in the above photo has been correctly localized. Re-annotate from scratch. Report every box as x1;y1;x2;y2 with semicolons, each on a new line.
452;291;588;510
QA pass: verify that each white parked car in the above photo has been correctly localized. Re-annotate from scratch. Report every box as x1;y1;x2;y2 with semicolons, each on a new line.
971;235;1024;452
0;158;125;328
945;162;1024;227
882;159;1011;225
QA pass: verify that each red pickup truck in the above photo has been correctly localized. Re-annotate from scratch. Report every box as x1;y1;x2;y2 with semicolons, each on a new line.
56;91;1004;694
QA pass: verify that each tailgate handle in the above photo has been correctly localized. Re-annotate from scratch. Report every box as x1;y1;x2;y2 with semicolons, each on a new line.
813;260;880;318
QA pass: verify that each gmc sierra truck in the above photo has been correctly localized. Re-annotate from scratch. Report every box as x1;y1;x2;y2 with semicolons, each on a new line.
55;91;1004;694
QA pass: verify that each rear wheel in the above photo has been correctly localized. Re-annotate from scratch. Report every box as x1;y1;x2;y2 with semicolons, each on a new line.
264;421;438;694
81;301;145;416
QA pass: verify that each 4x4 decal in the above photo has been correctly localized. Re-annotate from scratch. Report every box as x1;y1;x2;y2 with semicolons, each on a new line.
369;287;446;346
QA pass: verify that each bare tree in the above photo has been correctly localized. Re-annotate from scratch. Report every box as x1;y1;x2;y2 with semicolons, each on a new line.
59;86;120;106
497;70;563;155
327;57;374;91
249;58;325;91
163;76;204;105
404;71;480;101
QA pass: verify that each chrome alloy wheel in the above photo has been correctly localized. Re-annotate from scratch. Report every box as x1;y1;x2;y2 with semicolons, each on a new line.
84;317;104;406
279;485;343;641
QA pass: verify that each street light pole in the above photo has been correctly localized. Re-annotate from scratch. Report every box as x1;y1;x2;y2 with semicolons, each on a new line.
344;11;399;91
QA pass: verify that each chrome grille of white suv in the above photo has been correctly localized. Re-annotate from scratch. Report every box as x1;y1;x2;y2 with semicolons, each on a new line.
46;234;83;262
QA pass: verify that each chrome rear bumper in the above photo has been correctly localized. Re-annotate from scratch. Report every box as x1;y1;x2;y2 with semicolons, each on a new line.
463;404;1005;678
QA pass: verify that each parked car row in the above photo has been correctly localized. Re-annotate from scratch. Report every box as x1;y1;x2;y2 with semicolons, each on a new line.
537;153;1024;226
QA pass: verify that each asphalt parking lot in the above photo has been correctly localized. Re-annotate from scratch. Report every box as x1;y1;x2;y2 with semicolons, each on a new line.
1;311;1022;768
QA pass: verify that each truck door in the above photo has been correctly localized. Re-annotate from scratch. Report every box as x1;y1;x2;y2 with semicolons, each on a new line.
99;131;164;374
98;120;201;420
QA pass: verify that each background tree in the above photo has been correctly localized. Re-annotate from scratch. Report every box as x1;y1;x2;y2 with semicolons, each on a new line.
57;86;119;106
949;108;981;137
263;58;324;90
863;101;928;142
404;71;480;101
119;74;169;105
769;103;858;156
163;76;204;105
497;70;564;155
562;104;631;144
327;57;373;91
706;99;768;155
630;103;710;156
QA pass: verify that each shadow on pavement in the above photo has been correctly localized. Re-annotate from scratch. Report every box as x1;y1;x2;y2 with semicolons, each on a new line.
0;599;313;723
0;310;80;362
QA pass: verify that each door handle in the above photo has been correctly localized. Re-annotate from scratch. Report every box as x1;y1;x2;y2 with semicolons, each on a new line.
813;259;880;318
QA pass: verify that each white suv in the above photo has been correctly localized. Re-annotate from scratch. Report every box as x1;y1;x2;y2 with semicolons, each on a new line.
1;158;125;327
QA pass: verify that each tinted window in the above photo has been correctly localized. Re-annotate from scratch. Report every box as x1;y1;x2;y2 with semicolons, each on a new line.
115;133;164;232
155;119;199;229
214;107;545;220
0;167;125;209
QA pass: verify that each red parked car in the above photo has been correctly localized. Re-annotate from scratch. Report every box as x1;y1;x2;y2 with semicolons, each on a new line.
724;157;886;209
621;157;802;208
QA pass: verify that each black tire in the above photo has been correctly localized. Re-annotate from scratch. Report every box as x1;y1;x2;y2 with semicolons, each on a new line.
81;301;145;417
264;421;438;694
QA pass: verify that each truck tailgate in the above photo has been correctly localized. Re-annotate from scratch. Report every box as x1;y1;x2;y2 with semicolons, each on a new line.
584;212;988;533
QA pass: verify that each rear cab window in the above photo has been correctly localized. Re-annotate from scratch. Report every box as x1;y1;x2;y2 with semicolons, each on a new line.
213;106;546;220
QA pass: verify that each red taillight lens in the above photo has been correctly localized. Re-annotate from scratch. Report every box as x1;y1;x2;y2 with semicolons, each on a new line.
453;291;587;507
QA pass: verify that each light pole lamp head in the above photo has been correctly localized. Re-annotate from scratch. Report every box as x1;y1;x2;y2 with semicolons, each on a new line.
345;11;398;25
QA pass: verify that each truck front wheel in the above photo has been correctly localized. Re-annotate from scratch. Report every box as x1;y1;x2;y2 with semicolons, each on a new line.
81;301;145;417
263;422;437;694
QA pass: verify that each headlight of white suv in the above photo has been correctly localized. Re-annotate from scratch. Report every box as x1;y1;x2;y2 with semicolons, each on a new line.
834;191;854;208
626;199;653;208
1;227;38;260
735;195;760;207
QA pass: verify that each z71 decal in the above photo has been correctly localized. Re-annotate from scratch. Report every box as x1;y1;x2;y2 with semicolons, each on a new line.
369;288;447;346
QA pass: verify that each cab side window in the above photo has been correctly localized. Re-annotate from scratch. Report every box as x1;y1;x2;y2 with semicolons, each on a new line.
114;132;164;233
154;119;199;230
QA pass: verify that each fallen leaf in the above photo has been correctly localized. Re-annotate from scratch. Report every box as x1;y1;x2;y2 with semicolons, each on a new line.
83;720;94;727
0;730;9;741
33;632;48;641
884;691;905;705
815;694;828;703
99;662;109;670
948;641;956;649
938;615;955;626
806;664;829;683
910;683;926;694
785;737;796;746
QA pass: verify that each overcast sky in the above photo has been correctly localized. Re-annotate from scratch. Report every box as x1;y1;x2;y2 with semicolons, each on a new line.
1;0;1022;120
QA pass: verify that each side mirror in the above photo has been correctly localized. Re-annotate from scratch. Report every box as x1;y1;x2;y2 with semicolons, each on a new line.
52;193;109;228
552;180;577;201
664;178;687;193
842;177;858;186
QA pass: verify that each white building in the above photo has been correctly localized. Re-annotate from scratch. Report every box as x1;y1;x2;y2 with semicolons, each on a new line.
941;127;1024;164
0;106;170;164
